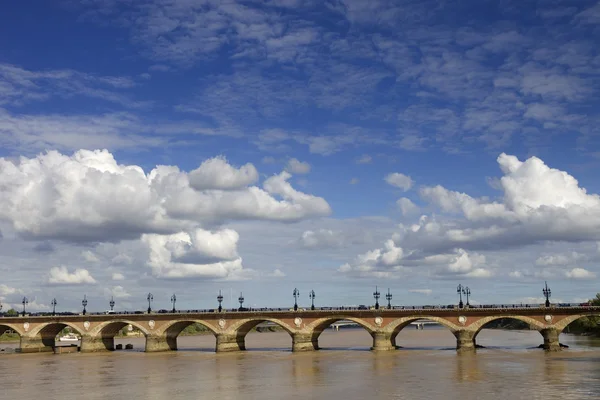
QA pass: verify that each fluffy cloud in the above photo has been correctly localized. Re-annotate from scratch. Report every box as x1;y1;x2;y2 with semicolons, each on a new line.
48;266;97;285
0;284;21;297
396;198;419;216
285;158;311;174
385;173;414;191
142;228;246;279
338;239;406;278
411;153;600;251
565;268;596;279
188;156;258;190
104;286;131;299
111;272;125;281
341;152;600;280
0;149;331;243
299;229;344;249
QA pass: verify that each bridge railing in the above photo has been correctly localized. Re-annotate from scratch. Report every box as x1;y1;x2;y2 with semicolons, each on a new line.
0;303;595;318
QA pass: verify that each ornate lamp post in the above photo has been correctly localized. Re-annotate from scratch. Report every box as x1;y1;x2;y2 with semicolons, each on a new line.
386;288;392;309
82;295;88;315
463;287;471;307
309;290;316;310
373;286;380;310
109;296;115;312
22;297;28;316
147;293;153;314
171;294;177;313
51;298;57;316
457;284;464;308
238;292;244;311
217;290;224;312
293;288;300;311
543;281;551;307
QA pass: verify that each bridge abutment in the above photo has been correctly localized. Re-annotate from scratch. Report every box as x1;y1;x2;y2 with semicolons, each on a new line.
540;328;561;352
292;333;317;352
216;333;245;352
455;330;476;353
371;331;395;351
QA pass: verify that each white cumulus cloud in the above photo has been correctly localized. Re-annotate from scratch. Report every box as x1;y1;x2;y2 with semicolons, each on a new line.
0;149;331;243
285;158;311;174
385;173;414;191
565;268;596;279
142;228;246;279
48;266;97;285
188;156;258;190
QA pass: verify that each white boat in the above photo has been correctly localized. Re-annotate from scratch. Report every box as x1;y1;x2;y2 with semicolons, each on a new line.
58;333;80;342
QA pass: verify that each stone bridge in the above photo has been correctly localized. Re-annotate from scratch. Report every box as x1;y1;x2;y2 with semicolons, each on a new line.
1;306;598;354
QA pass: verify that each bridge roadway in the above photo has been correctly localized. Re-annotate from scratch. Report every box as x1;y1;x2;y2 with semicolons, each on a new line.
1;306;599;354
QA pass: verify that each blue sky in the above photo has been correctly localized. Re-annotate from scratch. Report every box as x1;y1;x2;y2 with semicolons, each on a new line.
1;0;600;312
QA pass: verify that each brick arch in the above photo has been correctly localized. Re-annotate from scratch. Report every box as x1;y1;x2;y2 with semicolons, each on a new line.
305;316;376;350
29;321;85;338
90;320;150;337
469;315;547;337
0;322;22;337
157;320;218;351
384;316;459;345
307;316;376;335
553;313;600;332
229;317;295;336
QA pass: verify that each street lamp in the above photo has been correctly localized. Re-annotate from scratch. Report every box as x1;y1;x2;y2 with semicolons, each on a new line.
293;288;299;311
109;296;115;312
22;297;28;316
386;288;392;309
309;290;315;310
147;293;153;314
0;300;2;313
457;284;464;308
463;287;471;307
238;292;244;311
51;298;57;316
82;295;88;315
217;290;223;312
171;294;177;313
543;281;551;307
373;286;380;310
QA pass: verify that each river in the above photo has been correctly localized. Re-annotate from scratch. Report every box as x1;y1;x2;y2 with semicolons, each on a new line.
1;327;600;399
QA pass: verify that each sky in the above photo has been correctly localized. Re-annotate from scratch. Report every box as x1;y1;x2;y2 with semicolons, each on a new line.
1;0;600;313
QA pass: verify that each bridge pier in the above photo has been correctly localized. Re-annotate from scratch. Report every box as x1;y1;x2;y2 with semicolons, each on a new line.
540;328;561;352
292;333;317;352
371;331;395;351
79;335;118;352
216;333;245;352
18;335;54;353
145;334;172;352
455;330;476;353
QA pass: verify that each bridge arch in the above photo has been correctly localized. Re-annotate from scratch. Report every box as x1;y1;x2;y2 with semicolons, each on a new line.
88;320;150;351
306;316;376;350
468;315;547;349
29;321;85;338
0;322;22;337
553;313;600;333
228;317;295;351
385;316;459;348
157;319;218;351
